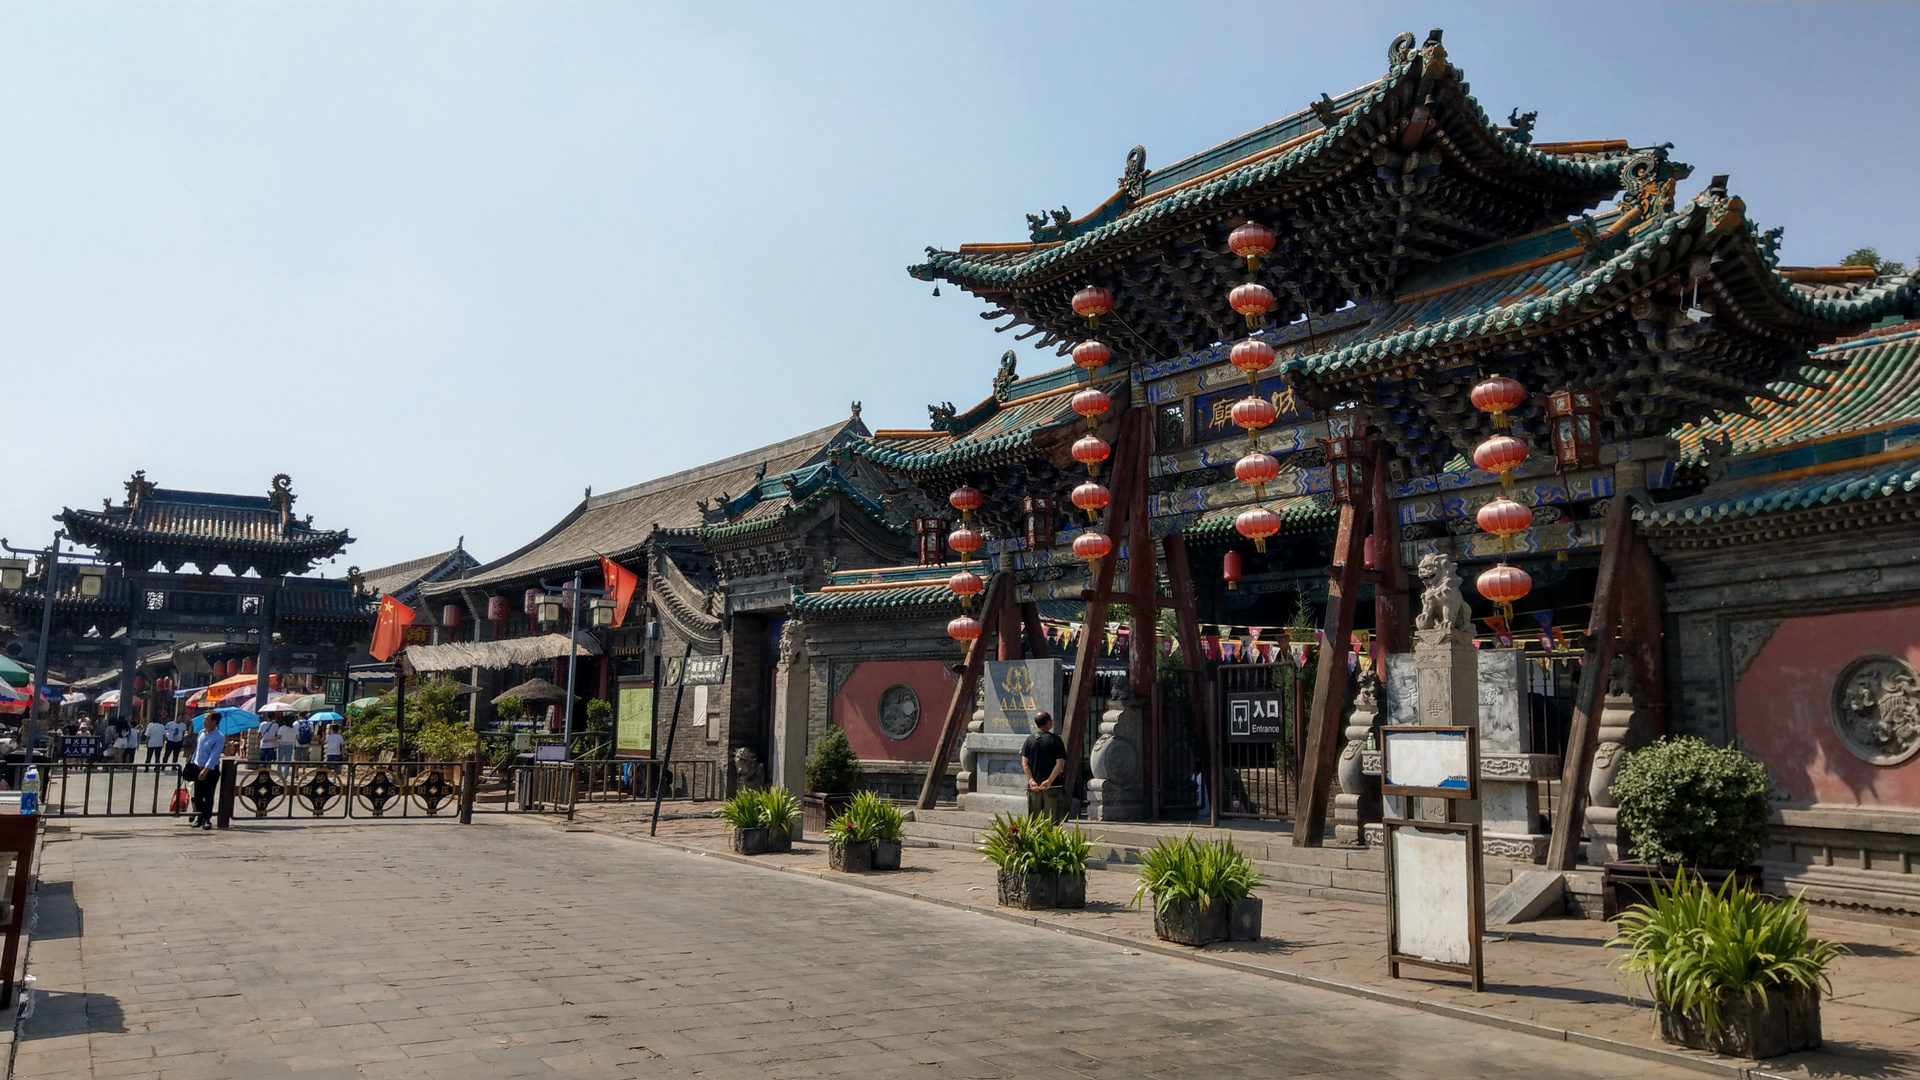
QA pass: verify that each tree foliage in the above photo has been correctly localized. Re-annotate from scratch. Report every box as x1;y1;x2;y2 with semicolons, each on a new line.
804;727;864;794
1840;247;1908;275
1611;737;1772;868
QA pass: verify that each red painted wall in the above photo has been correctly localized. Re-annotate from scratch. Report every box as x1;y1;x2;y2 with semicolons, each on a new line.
1734;604;1920;807
833;660;956;762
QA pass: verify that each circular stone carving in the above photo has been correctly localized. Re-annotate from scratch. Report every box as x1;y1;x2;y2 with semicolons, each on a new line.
1831;654;1920;766
877;684;920;741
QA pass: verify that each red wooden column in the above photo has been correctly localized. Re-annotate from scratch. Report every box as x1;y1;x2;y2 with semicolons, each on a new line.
996;585;1024;662
1128;407;1160;818
1371;444;1411;655
1021;603;1051;659
1293;492;1372;847
1060;407;1146;794
1163;533;1222;828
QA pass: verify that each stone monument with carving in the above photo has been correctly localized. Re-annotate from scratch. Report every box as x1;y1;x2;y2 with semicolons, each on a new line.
1335;669;1383;844
957;659;1061;816
1086;682;1146;821
1585;657;1642;865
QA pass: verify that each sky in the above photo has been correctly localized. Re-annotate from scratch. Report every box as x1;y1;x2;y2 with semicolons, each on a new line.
3;1;1915;574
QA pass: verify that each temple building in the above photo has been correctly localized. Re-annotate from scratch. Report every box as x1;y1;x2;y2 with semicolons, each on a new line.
0;473;373;728
776;30;1920;918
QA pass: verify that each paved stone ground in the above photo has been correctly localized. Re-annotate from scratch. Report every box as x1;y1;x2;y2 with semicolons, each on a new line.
592;808;1920;1080
17;816;1715;1080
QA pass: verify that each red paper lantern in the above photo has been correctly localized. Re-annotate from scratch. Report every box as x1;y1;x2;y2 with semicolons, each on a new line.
443;604;463;629
1071;388;1110;425
269;674;282;690
947;568;983;600
241;657;257;675
1476;497;1533;538
1072;530;1113;564
1222;550;1243;591
1473;434;1529;480
949;485;983;516
1072;434;1111;473
1477;562;1532;606
1235;505;1281;553
487;596;510;622
1071;481;1110;519
947;525;983;557
1229;282;1274;325
1072;339;1112;372
1230;338;1275;375
947;615;983;644
1231;395;1278;431
1072;286;1114;326
1471;375;1528;428
524;588;542;615
1234;452;1280;490
1228;221;1276;271
1363;535;1380;570
157;676;173;693
133;675;149;693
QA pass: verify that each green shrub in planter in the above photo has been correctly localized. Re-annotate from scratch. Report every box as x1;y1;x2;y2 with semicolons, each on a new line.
1129;835;1266;915
804;728;865;795
714;786;800;836
825;791;904;844
1609;869;1844;1056
1612;737;1772;868
980;813;1091;909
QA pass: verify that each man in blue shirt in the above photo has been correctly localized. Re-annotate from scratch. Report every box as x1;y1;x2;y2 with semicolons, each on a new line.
188;713;225;830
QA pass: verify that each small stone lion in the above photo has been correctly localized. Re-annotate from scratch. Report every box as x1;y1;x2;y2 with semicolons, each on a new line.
1414;553;1472;631
733;747;766;790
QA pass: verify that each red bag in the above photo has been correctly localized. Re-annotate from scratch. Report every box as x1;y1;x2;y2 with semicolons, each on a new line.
170;787;190;815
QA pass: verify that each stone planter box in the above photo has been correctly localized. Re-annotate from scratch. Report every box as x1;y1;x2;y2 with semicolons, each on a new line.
728;825;793;856
1229;896;1262;941
1152;897;1231;946
1603;861;1762;919
804;793;853;836
828;840;871;873
1658;991;1822;1059
995;869;1084;910
767;825;793;853
871;838;902;871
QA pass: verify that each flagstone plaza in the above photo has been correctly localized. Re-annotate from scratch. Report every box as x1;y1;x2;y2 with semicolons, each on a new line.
12;817;1735;1080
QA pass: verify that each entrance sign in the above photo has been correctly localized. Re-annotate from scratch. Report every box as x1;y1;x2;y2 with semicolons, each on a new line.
1381;727;1474;797
681;655;728;686
1385;820;1484;987
1225;691;1287;743
615;682;655;758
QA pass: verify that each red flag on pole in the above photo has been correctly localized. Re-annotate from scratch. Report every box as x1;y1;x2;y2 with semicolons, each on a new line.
599;557;639;628
370;595;416;662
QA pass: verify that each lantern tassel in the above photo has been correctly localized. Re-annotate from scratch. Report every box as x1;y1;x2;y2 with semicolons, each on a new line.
1253;537;1268;554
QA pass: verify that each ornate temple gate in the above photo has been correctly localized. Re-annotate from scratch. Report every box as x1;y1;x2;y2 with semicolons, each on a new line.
1216;663;1302;820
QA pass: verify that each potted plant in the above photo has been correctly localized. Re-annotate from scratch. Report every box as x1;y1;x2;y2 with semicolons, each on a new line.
1605;737;1772;917
1131;835;1266;946
803;728;864;834
979;813;1091;909
714;786;799;855
1610;870;1844;1058
826;791;908;872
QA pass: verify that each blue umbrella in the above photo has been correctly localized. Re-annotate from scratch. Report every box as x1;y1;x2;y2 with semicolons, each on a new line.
213;708;263;736
308;710;344;724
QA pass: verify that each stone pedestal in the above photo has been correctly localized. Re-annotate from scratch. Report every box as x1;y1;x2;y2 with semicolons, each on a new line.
1086;691;1145;821
1585;658;1641;866
959;660;1063;817
1415;627;1479;727
1334;671;1382;844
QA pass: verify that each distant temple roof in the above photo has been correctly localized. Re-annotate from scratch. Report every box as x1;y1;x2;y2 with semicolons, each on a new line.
60;472;352;578
360;544;479;607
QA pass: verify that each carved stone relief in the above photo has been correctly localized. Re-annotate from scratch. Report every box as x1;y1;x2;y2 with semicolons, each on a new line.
1831;655;1920;766
877;683;921;741
1727;619;1782;681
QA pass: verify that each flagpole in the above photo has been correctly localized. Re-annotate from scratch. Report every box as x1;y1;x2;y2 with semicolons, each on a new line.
563;570;581;756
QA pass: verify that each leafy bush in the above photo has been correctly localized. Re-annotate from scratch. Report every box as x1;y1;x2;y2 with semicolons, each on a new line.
494;695;526;724
1612;737;1773;868
345;713;397;758
979;813;1091;875
584;698;613;732
826;791;906;844
1609;870;1845;1037
414;720;477;762
1129;835;1266;914
804;728;864;794
714;786;801;831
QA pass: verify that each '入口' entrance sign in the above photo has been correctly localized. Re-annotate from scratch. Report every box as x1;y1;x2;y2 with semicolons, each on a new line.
1226;691;1287;743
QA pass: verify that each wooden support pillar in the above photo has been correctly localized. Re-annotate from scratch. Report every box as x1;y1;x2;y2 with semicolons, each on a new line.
997;583;1023;662
1293;496;1370;847
1163;533;1222;828
1546;494;1633;870
1021;602;1051;659
916;571;1011;810
1370;445;1411;656
1060;408;1146;795
1128;415;1159;818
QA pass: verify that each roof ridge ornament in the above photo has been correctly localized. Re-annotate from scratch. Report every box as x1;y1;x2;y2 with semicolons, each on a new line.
1620;144;1691;220
268;473;296;528
124;470;154;509
1506;108;1537;146
1118;145;1147;199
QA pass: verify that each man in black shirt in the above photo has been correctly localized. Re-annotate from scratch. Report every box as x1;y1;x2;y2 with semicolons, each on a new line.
1020;711;1068;822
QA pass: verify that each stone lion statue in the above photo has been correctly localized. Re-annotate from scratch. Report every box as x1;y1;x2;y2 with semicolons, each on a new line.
733;747;767;790
1413;553;1472;631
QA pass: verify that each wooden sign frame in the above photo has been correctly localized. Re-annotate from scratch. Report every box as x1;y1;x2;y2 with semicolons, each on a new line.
1383;817;1485;991
1380;725;1478;799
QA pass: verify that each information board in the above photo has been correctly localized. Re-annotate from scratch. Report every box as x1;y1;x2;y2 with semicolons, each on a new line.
681;655;728;686
1384;819;1484;990
983;660;1059;732
615;683;655;758
1381;726;1475;798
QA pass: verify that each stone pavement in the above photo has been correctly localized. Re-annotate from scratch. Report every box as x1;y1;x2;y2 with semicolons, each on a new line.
583;806;1920;1080
17;815;1719;1080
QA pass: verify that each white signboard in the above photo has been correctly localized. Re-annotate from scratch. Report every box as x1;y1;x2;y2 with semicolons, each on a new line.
1381;727;1473;797
1389;825;1473;966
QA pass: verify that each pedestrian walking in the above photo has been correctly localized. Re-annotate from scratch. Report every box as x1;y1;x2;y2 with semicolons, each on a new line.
256;718;277;763
187;713;223;830
275;718;299;765
1021;711;1069;822
162;716;186;763
323;724;345;764
145;718;166;762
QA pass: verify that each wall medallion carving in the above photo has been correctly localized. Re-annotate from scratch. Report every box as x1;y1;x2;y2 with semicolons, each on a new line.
878;683;921;741
1831;654;1920;766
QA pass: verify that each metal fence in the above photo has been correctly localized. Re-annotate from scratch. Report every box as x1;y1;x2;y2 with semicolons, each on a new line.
1217;663;1302;821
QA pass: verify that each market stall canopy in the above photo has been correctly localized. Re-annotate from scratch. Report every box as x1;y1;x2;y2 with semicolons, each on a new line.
96;690;120;707
493;678;573;705
400;633;601;675
0;656;32;688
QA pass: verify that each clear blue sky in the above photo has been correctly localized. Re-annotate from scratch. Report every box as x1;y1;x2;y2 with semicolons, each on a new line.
3;2;1915;573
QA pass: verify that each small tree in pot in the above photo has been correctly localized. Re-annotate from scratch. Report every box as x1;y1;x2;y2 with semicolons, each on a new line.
803;728;864;834
1131;835;1266;946
1606;737;1773;915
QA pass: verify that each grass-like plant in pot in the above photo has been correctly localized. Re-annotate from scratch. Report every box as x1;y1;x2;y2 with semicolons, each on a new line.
1606;737;1773;916
1609;869;1845;1057
980;813;1090;909
1130;835;1267;946
825;791;907;872
714;786;800;855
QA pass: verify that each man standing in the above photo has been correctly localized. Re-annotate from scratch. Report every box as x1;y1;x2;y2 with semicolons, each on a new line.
188;712;224;830
161;715;187;763
145;717;166;763
1020;711;1069;822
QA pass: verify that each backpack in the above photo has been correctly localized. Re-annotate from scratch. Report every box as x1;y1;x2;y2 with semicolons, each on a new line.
296;722;313;746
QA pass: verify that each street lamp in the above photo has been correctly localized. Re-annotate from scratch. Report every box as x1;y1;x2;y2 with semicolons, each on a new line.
533;571;618;759
0;560;25;592
0;532;113;756
77;565;105;598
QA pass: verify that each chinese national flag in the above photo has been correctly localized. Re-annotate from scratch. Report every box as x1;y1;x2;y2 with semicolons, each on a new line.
370;595;416;662
600;557;639;628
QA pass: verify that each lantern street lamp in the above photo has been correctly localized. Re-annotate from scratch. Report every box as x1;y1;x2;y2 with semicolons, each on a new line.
531;568;624;758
